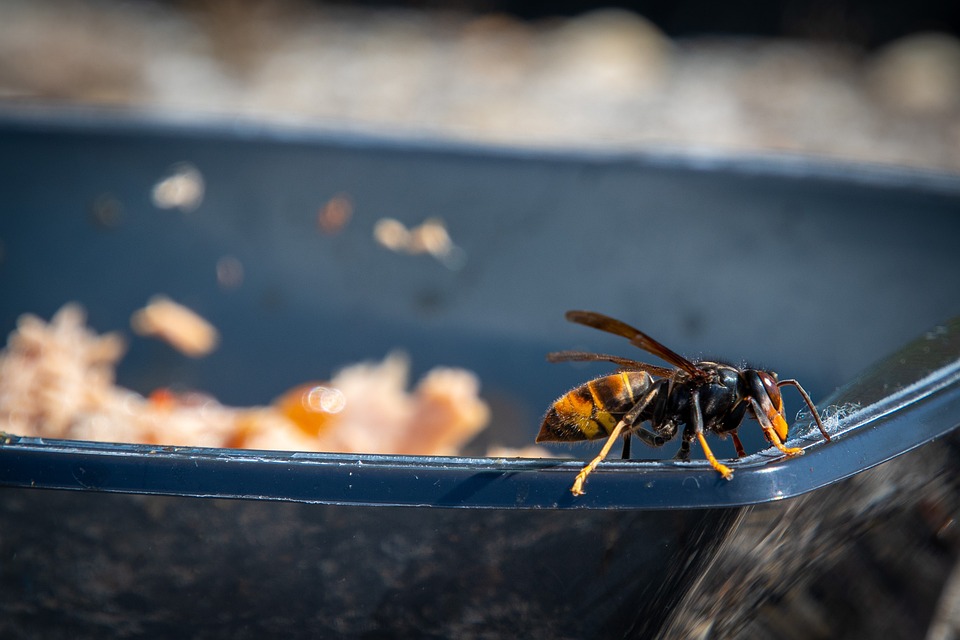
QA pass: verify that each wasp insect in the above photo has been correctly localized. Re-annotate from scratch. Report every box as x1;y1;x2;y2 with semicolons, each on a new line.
538;310;830;495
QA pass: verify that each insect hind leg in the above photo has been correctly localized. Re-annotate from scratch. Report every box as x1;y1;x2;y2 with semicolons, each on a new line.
732;433;747;458
571;387;659;496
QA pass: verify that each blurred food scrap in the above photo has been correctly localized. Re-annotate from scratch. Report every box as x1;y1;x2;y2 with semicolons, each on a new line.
486;444;554;458
317;193;354;235
89;193;123;229
151;163;205;212
867;32;960;114
0;304;490;455
0;304;126;440
215;255;245;290
374;217;465;269
130;296;220;358
275;352;490;455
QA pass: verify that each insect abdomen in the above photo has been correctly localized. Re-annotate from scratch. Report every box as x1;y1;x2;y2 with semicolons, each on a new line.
537;371;651;442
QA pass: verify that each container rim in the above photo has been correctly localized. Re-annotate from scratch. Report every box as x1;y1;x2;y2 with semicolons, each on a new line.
2;104;959;195
2;352;958;510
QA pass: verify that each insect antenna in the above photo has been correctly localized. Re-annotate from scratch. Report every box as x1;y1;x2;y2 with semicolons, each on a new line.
777;379;831;441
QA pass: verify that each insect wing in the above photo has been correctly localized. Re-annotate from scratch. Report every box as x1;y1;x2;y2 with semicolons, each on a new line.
564;310;705;379
546;350;675;378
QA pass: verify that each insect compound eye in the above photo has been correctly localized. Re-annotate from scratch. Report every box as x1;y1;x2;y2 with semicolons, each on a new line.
757;371;783;411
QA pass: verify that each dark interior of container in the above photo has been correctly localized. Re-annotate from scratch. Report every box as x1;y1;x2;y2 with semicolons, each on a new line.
1;115;960;639
2;117;959;458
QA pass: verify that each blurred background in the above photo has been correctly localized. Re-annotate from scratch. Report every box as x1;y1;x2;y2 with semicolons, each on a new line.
1;0;959;171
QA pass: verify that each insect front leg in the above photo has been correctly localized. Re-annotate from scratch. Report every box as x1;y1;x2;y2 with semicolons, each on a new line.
570;386;659;496
689;391;734;480
749;398;804;457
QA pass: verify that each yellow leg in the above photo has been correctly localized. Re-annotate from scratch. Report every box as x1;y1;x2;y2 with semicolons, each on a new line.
571;420;627;496
763;427;804;457
696;432;734;480
750;397;804;457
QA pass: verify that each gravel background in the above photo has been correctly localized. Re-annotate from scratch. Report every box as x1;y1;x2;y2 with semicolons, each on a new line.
1;0;959;172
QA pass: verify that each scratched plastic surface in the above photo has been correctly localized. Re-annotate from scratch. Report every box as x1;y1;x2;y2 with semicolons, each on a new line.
1;113;960;638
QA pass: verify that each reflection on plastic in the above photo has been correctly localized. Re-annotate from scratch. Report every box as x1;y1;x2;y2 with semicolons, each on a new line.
305;386;346;414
